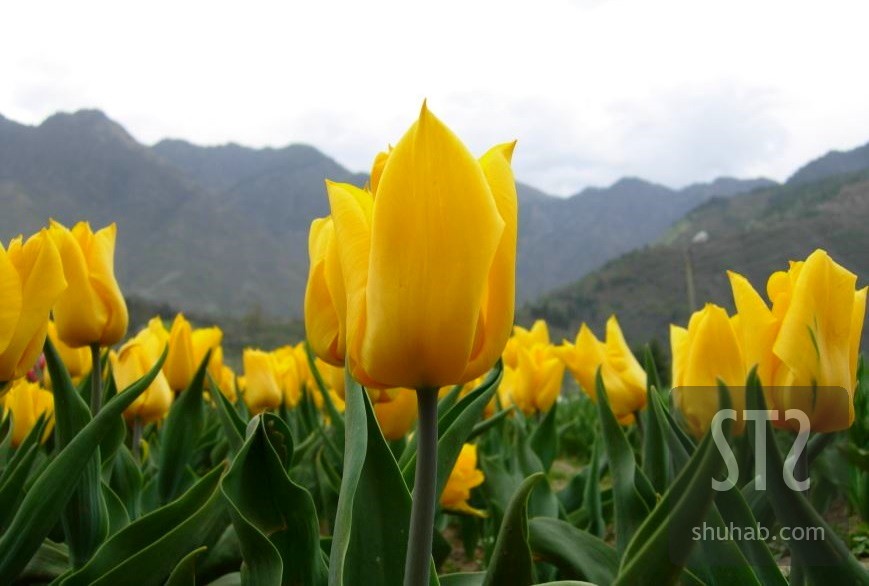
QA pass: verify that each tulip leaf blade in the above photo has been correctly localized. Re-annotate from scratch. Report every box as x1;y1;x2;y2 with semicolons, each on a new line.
744;372;869;584
220;413;327;586
614;385;736;586
330;370;437;586
594;369;655;555
165;547;208;586
530;400;559;471
482;472;543;586
158;350;212;504
641;349;669;494
528;517;619;585
58;466;225;586
0;346;167;584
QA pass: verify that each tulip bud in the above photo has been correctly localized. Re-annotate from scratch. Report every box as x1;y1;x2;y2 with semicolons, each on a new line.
0;230;67;385
49;221;128;348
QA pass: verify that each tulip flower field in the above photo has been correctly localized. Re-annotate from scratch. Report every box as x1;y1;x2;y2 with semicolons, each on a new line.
0;105;868;586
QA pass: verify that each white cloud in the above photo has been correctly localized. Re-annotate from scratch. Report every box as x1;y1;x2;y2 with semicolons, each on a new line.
2;0;869;195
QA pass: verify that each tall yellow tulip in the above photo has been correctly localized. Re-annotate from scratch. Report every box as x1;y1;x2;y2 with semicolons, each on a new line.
556;316;646;425
0;230;67;385
766;250;865;432
320;103;517;390
503;320;551;369
671;304;747;437
48;221;127;348
3;379;55;446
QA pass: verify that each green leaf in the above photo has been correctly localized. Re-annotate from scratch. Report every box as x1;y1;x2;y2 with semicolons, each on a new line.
58;466;225;586
158;350;211;504
581;437;605;537
220;413;327;586
44;337;109;567
594;369;655;555
101;481;130;536
641;355;668;494
745;372;869;584
0;346;166;583
528;517;618;585
18;540;69;584
305;342;345;441
0;442;40;531
109;445;143;519
483;472;543;586
165;547;208;586
468;406;512;441
210;374;246;457
329;371;434;586
614;386;733;586
530;401;559;471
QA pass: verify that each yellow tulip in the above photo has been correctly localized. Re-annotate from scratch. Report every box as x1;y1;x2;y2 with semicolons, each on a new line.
0;230;67;385
215;364;238;403
48;221;127;348
3;379;55;446
163;314;223;391
368;149;390;194
671;304;747;437
503;320;551;369
273;347;302;408
373;388;418;441
46;321;93;381
766;250;865;432
242;349;282;414
112;332;173;424
501;344;564;415
320;104;517;389
556;316;646;425
163;314;195;391
440;443;486;517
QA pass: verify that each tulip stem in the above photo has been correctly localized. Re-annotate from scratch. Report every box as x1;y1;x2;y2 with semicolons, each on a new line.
404;387;438;586
90;344;102;415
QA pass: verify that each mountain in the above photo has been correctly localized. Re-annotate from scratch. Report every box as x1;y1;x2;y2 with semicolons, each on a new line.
0;108;780;323
521;169;869;349
788;141;869;185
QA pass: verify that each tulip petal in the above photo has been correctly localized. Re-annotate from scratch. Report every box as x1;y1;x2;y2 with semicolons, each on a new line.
304;218;345;365
850;286;867;380
461;142;518;381
359;105;505;388
49;221;107;347
728;270;779;384
0;232;66;380
84;223;128;345
0;243;23;356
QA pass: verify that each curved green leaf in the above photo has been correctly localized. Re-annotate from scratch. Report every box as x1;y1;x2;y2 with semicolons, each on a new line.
158;350;211;504
58;466;225;586
530;401;558;471
483;472;543;586
0;346;166;583
528;517;618;585
166;547;208;586
220;413;327;586
44;337;109;567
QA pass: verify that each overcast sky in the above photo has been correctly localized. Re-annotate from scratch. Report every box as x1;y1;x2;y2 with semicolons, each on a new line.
3;0;869;195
